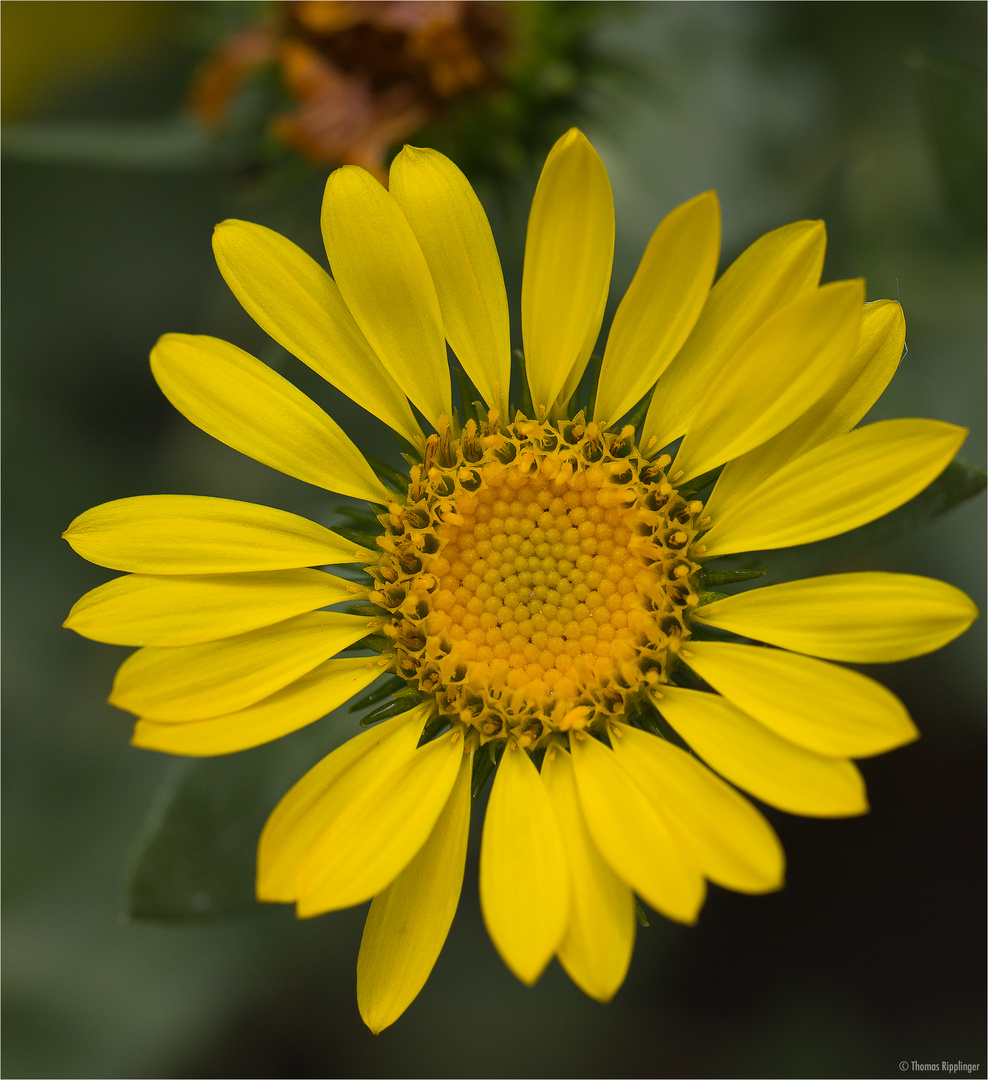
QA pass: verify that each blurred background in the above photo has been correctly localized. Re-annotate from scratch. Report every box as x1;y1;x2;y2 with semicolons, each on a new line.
3;2;985;1077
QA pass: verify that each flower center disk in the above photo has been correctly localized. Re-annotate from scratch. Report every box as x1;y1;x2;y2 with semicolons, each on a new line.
373;418;703;748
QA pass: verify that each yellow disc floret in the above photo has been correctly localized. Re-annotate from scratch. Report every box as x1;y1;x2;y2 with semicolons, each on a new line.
371;415;702;749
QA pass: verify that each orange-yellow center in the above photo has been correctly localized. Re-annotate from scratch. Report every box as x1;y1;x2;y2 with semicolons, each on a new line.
373;417;702;748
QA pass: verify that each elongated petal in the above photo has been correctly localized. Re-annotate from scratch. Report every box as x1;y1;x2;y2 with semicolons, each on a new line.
704;299;905;518
681;641;918;757
541;743;635;1002
693;572;978;662
62;495;375;574
642;219;826;453
653;686;868;817
699;418;967;558
132;656;387;756
389;147;510;412
64;568;363;647
152;334;390;504
212;220;423;447
568;731;705;924
110;611;374;720
671;280;864;483
296;726;465;915
522;129;614;411
480;740;569;985
258;709;428;902
321;166;451;428
594;191;720;427
608;722;784;895
357;742;473;1033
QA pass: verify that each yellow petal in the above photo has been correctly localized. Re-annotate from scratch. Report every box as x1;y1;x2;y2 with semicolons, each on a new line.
321;166;451;428
681;641;918;757
594;191;720;428
568;730;705;924
64;568;362;646
110;611;374;720
152;334;390;504
522;129;614;412
131;656;386;756
479;740;569;985
257;708;428;902
642;219;826;453
608;722;784;895
211;220;423;447
704;298;905;519
296;726;464;916
693;572;978;663
653;685;868;817
541;743;635;1002
699;418;968;558
389;146;510;412
62;495;375;574
670;280;864;483
357;742;473;1033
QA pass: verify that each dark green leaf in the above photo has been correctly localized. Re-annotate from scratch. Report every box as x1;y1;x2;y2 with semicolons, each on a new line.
125;712;357;922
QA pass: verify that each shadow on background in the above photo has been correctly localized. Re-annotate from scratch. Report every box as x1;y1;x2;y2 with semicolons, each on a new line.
3;2;985;1077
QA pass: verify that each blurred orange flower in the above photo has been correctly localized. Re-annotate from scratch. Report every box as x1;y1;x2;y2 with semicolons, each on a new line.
190;1;509;179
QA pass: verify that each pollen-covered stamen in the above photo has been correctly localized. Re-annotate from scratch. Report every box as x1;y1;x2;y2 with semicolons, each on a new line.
371;418;702;749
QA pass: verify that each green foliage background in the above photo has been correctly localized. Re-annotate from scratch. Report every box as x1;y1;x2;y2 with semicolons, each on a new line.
3;2;985;1077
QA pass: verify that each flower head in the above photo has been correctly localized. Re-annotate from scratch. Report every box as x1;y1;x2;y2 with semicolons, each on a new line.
64;129;977;1032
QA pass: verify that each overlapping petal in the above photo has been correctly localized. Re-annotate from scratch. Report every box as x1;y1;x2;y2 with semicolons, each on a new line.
295;726;464;916
522;129;614;412
641;219;826;453
569;730;705;924
609;722;784;894
64;568;363;647
212;220;423;447
593;191;720;428
132;656;387;756
258;709;428;902
699;418;967;557
480;740;569;985
703;299;905;516
670;280;864;483
541;743;635;1002
653;686;868;817
321;166;452;428
682;641;918;757
62;495;376;573
390;146;511;412
110;611;374;721
151;334;391;504
693;572;978;662
357;744;473;1034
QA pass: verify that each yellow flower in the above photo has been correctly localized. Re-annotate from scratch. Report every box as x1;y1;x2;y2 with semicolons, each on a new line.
63;129;976;1032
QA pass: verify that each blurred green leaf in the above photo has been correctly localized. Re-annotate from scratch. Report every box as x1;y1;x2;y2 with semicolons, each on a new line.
908;51;988;233
1;117;214;170
755;457;986;583
125;713;355;921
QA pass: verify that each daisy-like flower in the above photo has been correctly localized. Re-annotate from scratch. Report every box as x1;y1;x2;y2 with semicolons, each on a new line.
63;129;977;1033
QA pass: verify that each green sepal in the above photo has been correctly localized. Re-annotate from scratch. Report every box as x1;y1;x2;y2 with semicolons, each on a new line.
698;565;768;587
330;526;381;548
471;741;501;800
359;693;424;727
362;454;408;494
634;898;650;928
348;675;406;713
